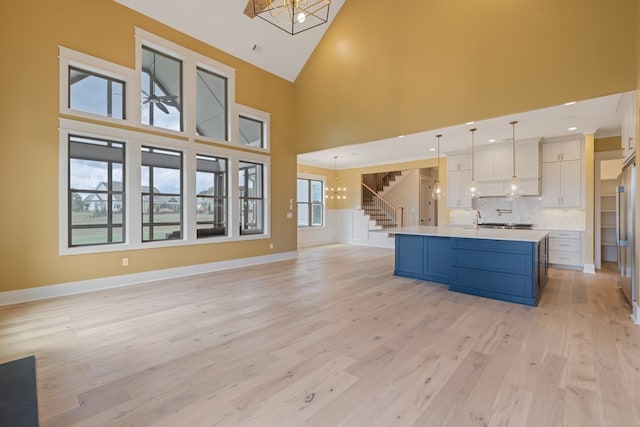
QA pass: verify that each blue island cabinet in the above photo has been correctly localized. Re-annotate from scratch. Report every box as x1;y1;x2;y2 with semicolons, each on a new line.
450;237;547;306
394;234;451;283
393;232;549;306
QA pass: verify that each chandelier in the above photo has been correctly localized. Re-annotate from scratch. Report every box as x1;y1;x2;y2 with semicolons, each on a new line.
326;156;346;200
251;0;331;35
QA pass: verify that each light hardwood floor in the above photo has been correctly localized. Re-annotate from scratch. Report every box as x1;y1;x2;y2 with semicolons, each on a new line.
1;244;639;426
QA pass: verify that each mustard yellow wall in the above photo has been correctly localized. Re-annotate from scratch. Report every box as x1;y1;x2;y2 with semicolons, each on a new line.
0;0;296;292
295;0;637;154
595;136;622;152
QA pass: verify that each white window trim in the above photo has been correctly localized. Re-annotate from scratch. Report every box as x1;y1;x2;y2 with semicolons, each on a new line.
236;103;271;153
296;173;326;228
59;46;137;125
134;28;236;144
59;118;270;256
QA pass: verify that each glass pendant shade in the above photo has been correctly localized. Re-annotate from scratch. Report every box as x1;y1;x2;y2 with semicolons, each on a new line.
505;175;522;198
432;180;442;199
467;177;480;199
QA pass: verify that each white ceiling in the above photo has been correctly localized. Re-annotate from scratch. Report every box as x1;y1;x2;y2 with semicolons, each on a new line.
298;92;627;169
115;0;346;82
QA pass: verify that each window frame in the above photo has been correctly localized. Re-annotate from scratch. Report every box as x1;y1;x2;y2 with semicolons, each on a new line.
236;104;270;153
59;118;271;255
195;154;229;239
297;174;326;228
135;28;236;142
238;161;266;236
140;46;184;132
68;135;126;247
141;145;184;242
59;46;136;125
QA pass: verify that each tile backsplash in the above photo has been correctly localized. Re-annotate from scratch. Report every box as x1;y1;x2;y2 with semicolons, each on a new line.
447;196;585;230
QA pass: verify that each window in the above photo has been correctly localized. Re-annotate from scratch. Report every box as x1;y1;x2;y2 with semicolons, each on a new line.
141;146;183;241
239;115;264;149
69;67;125;119
239;161;264;235
141;47;182;132
68;135;125;246
297;178;324;227
196;67;228;140
196;155;228;238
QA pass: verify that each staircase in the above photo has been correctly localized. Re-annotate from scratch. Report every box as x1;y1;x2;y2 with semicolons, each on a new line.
361;202;399;229
361;182;403;230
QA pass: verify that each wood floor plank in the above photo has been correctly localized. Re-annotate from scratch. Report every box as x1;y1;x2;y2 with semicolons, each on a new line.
0;244;638;426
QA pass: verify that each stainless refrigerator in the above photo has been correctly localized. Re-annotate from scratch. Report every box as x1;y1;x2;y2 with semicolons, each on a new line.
617;162;636;306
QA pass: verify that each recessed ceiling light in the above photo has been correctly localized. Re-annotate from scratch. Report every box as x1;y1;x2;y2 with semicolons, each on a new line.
564;101;577;106
429;148;436;152
488;139;496;143
466;121;475;125
568;126;578;131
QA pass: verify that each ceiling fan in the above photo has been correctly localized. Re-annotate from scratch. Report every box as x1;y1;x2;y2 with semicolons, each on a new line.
142;90;178;114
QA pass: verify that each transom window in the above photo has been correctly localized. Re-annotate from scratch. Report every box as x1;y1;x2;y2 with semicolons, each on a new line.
239;115;264;149
196;155;228;238
297;178;324;227
141;46;183;132
141;146;183;241
239;161;264;235
196;67;228;140
68;135;125;246
69;67;125;119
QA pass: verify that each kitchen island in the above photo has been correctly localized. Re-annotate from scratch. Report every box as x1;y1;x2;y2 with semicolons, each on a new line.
388;226;549;306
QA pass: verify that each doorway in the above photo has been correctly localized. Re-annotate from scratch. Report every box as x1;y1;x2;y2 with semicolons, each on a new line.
419;168;437;226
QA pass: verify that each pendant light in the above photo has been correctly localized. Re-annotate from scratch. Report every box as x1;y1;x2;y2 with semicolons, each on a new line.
505;120;522;199
467;128;480;199
432;134;443;199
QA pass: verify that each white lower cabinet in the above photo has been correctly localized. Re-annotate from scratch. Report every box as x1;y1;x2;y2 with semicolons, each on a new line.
548;230;582;270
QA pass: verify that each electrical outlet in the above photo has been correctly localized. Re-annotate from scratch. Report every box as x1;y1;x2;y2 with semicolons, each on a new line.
122;257;129;267
269;243;274;249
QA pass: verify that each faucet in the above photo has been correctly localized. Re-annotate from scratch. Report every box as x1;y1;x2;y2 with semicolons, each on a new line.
472;210;482;229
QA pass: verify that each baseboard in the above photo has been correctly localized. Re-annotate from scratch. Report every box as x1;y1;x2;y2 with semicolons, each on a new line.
583;263;596;274
633;301;640;325
0;251;298;307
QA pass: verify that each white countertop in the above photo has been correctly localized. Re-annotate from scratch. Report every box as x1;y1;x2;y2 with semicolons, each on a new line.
385;226;549;242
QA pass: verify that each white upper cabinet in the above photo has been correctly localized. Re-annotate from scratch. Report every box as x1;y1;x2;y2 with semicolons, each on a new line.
541;140;582;208
541;160;581;208
621;92;636;164
472;139;540;196
541;140;581;163
446;153;471;171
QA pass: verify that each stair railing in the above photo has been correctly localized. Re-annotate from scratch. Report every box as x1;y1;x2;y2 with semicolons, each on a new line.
361;183;404;227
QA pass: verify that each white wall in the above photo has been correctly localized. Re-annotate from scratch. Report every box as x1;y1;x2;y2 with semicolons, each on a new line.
297;209;395;249
381;170;420;226
297;209;340;248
